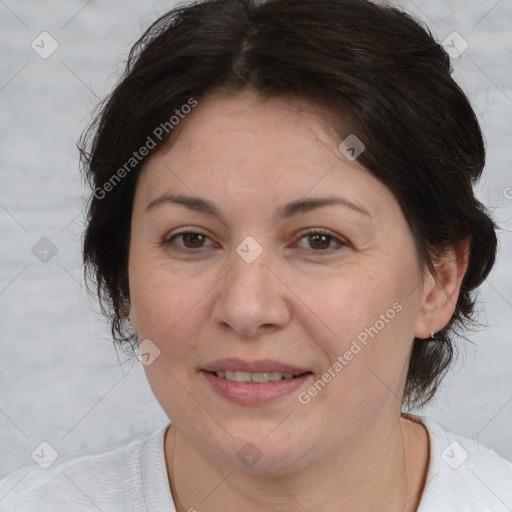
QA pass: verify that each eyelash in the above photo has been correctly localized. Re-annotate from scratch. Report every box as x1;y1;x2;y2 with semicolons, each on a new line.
161;228;348;254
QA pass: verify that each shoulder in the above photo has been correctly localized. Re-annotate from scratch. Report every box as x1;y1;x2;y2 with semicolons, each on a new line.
0;424;171;512
417;415;512;512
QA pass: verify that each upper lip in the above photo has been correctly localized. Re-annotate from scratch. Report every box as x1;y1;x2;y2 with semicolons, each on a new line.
202;358;312;375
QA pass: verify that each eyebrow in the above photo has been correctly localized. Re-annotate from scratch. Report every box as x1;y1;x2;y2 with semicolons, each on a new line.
145;193;371;220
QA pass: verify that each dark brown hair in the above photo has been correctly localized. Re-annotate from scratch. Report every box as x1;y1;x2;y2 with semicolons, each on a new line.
80;0;497;409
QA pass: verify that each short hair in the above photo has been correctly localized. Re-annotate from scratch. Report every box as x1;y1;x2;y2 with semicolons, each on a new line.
80;0;497;409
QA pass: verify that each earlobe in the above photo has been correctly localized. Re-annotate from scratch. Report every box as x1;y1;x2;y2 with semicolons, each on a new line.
414;239;470;339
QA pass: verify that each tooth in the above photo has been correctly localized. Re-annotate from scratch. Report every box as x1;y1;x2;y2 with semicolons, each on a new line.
251;372;270;383
214;370;300;382
235;371;252;382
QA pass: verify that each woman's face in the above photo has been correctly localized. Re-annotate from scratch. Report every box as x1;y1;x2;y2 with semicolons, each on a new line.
128;90;429;471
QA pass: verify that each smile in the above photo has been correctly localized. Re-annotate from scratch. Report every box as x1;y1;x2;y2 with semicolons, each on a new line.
213;370;307;383
201;370;313;406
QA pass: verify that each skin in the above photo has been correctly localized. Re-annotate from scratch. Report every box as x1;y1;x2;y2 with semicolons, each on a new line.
128;89;468;511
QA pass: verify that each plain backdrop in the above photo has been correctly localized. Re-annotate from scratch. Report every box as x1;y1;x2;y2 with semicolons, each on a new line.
0;0;511;480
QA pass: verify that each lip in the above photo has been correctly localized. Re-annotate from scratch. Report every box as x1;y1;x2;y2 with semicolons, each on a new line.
201;370;313;405
201;357;311;375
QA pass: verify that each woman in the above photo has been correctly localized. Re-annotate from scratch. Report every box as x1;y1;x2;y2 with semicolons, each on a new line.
1;0;510;510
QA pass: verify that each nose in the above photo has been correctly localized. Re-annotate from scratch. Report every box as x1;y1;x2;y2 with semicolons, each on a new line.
212;248;292;338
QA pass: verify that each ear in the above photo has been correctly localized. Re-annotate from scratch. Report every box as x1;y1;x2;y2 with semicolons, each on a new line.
414;238;470;339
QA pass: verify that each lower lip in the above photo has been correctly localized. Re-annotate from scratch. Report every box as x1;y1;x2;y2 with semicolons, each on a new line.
201;371;313;406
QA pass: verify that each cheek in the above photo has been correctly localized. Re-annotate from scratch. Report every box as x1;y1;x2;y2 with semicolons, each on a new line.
300;263;419;402
131;263;214;421
297;266;401;351
129;249;211;340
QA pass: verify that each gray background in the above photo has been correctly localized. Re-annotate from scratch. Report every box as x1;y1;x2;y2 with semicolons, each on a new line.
0;0;511;479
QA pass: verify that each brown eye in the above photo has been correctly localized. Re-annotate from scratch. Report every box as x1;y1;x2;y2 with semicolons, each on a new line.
295;229;347;252
180;232;206;248
163;231;213;250
307;233;332;250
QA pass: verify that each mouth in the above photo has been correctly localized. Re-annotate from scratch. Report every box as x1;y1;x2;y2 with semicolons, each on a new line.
200;358;314;405
209;370;312;383
201;357;312;375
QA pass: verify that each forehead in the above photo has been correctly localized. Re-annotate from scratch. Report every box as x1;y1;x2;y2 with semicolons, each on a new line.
135;90;400;222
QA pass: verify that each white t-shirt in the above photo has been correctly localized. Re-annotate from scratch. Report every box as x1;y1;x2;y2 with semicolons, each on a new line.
1;416;511;511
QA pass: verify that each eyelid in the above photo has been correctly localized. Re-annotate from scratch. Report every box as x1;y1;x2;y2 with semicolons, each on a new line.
295;227;344;240
161;228;214;248
164;228;207;240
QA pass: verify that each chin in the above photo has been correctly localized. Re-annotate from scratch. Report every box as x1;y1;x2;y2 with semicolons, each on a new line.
196;425;314;474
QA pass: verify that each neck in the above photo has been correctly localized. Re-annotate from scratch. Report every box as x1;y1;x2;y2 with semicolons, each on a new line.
165;413;429;512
